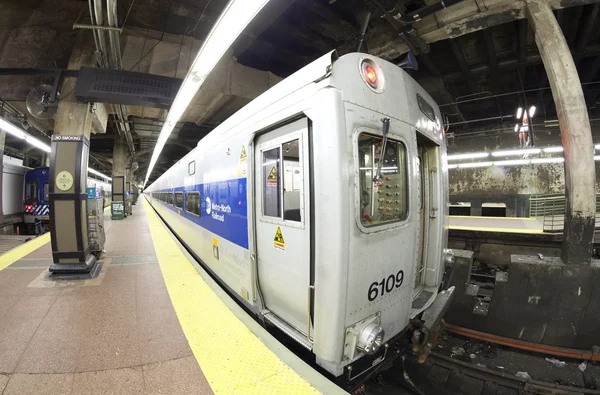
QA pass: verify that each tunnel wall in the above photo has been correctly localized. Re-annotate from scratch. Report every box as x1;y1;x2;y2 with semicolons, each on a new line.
448;126;600;216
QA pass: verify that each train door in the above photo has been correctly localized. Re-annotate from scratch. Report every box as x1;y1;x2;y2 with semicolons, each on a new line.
414;135;437;291
254;118;312;335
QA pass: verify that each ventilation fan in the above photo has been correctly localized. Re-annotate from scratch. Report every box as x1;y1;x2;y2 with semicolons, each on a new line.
26;84;59;120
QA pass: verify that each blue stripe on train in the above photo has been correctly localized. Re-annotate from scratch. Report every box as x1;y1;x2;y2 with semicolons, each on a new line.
153;178;249;249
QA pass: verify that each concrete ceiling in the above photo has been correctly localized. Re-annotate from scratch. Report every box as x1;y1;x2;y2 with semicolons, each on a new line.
1;0;600;183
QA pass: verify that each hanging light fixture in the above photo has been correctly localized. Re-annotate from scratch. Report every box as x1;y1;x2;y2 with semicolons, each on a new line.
144;0;271;186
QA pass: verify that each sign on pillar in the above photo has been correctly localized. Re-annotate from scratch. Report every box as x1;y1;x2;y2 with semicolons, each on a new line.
112;175;125;220
49;135;97;274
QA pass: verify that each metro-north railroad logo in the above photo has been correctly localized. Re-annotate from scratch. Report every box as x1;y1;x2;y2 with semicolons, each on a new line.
206;197;211;214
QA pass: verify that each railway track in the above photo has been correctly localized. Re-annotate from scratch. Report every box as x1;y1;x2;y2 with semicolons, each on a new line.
371;336;600;395
420;351;600;395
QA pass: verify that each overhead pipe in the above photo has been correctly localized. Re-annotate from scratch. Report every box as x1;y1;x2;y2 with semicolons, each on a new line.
106;0;122;68
367;0;465;55
87;0;102;66
105;0;118;68
92;0;109;67
392;0;465;24
356;11;371;52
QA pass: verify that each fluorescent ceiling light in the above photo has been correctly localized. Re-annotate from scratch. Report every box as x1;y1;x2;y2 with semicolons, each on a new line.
25;135;51;153
88;168;112;181
595;144;600;150
491;148;541;157
144;0;270;186
529;105;536;118
458;161;494;169
1;116;113;180
0;116;51;153
595;156;600;161
531;157;564;164
446;164;458;169
0;117;26;139
542;146;563;153
494;159;530;166
447;152;489;161
516;107;523;119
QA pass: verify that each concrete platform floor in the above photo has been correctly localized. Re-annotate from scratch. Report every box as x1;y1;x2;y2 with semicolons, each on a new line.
0;202;213;394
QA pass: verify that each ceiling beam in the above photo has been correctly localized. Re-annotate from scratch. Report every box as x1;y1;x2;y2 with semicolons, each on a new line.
368;0;600;59
482;28;505;117
582;57;600;83
440;45;600;82
233;0;299;57
450;39;478;93
576;4;600;55
517;19;528;85
419;53;470;124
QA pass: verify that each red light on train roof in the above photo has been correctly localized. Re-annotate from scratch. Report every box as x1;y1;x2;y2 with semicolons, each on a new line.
365;65;377;85
360;58;385;93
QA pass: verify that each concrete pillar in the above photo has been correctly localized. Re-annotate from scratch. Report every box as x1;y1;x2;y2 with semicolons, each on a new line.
0;130;5;217
470;201;482;217
49;32;96;274
111;135;126;220
526;0;596;265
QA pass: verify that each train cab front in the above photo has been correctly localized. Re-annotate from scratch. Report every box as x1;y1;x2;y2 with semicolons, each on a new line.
341;285;456;393
23;168;50;233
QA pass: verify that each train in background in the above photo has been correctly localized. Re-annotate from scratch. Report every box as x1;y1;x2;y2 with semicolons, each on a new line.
87;177;112;209
24;167;50;228
22;167;112;233
145;51;456;391
1;155;30;232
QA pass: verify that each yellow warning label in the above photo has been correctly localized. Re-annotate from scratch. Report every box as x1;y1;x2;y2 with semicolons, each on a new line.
268;166;277;179
274;226;285;250
240;145;247;162
266;166;278;185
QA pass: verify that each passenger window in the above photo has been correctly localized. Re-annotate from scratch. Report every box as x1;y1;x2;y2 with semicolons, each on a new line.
44;183;49;201
185;192;201;216
175;192;183;209
283;139;301;222
26;181;36;200
168;193;173;205
262;147;281;218
358;133;408;227
417;94;435;121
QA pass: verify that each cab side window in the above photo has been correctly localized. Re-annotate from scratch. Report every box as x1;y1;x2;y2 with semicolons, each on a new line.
358;133;408;227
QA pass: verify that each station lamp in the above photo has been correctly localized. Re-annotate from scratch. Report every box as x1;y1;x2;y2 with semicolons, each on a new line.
144;0;271;187
514;105;537;148
0;115;111;180
0;116;51;153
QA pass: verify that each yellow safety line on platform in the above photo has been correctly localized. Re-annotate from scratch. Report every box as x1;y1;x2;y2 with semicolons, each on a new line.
449;215;539;220
143;199;320;395
0;205;110;272
0;233;50;272
449;225;545;234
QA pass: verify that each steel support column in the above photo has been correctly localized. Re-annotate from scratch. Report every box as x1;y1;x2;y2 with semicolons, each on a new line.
0;130;5;218
48;34;96;274
111;135;126;220
526;0;596;265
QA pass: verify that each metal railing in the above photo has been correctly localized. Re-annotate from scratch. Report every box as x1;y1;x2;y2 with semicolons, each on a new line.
529;194;600;232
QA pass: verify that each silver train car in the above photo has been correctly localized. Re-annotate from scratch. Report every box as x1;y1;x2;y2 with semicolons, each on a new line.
145;51;455;388
87;177;112;208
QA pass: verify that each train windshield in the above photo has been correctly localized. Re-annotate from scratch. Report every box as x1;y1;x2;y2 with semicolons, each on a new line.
358;133;408;227
25;181;37;200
